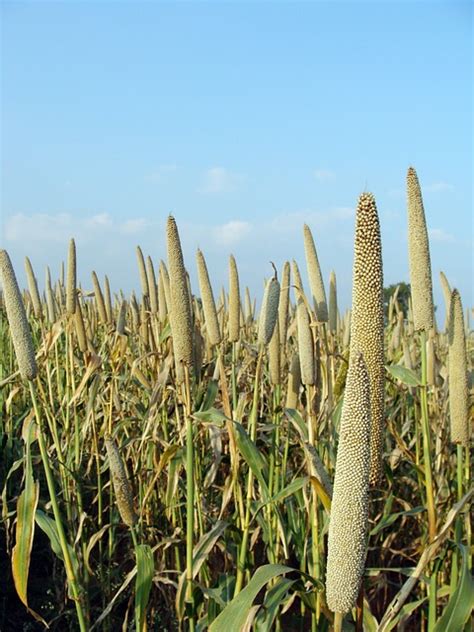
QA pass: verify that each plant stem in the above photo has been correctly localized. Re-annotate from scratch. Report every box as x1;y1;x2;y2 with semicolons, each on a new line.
29;381;88;632
419;330;436;542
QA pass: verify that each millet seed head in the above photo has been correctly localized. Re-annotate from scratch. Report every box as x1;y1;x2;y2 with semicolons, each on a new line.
326;352;371;614
349;192;384;486
257;276;280;346
66;238;77;315
0;250;38;380
228;254;241;343
448;289;470;445
196;249;221;346
407;167;434;331
166;216;194;379
303;224;328;322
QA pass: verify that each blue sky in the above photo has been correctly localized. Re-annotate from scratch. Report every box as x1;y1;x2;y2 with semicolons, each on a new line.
1;0;472;322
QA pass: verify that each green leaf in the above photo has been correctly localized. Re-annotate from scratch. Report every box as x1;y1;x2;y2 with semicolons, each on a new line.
135;544;154;632
370;506;425;536
11;421;44;624
254;577;296;632
176;521;228;618
433;544;474;632
209;564;294;632
199;379;219;412
233;422;269;500
35;509;80;582
255;477;309;514
386;364;421;387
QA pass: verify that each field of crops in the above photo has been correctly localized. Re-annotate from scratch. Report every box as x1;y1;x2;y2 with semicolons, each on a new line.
0;167;472;632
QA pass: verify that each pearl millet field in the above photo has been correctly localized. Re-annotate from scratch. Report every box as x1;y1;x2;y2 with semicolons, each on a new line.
0;167;472;632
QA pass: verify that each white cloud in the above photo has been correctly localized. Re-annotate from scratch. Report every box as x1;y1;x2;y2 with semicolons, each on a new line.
269;206;354;233
429;228;455;242
4;212;148;244
424;181;454;193
313;169;335;182
119;219;148;234
86;213;113;228
198;167;244;194
5;212;76;243
212;221;252;246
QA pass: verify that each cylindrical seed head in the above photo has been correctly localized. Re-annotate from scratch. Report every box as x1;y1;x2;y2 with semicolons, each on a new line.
244;287;253;324
159;260;171;312
158;266;168;322
448;290;469;445
104;275;113;324
196;249;221;346
0;250;38;380
66;238;77;315
104;437;137;527
136;246;149;301
407;167;434;331
296;289;315;385
268;318;281;385
116;300;127;335
91;271;107;324
74;299;88;353
278;261;290;351
257;276;280;346
439;271;452;332
45;266;56;323
228;254;241;343
166;216;194;380
24;257;43;319
349;192;385;486
303;224;328;322
146;256;159;314
285;353;301;409
326;352;371;614
328;270;338;334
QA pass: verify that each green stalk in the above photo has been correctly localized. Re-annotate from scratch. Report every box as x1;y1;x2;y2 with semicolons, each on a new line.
234;349;263;596
419;330;436;542
183;365;195;632
29;381;87;632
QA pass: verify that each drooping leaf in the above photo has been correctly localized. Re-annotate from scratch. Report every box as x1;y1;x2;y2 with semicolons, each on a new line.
11;420;45;624
208;564;294;632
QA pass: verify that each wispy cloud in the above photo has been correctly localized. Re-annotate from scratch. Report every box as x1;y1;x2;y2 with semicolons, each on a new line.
198;167;244;194
313;169;336;182
212;221;252;246
423;181;454;193
5;212;149;244
270;206;354;233
429;227;455;242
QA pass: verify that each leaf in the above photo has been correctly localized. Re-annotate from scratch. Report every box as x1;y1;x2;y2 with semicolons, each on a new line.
433;544;474;632
370;506;425;536
176;520;228;617
135;544;154;632
386;364;421;387
11;420;45;624
208;564;294;632
309;476;332;512
233;422;269;500
254;577;296;632
35;510;80;582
